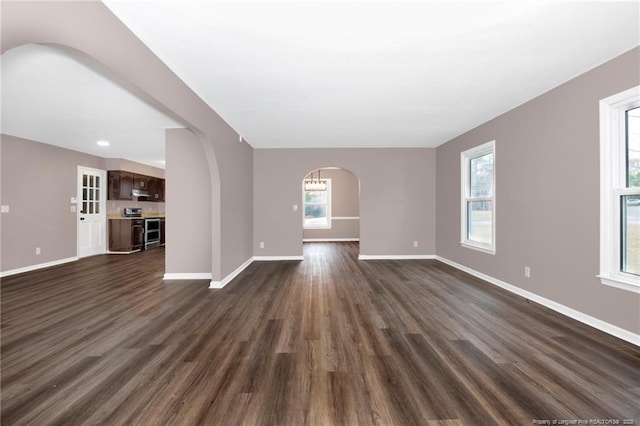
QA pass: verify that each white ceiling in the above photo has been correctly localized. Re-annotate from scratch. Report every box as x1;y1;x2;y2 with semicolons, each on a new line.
1;44;182;169
103;0;640;149
1;2;638;165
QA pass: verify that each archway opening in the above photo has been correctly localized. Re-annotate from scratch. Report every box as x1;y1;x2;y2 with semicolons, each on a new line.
301;167;360;258
1;43;220;282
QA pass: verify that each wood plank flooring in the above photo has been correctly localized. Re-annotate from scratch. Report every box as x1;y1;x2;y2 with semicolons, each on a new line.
1;242;639;425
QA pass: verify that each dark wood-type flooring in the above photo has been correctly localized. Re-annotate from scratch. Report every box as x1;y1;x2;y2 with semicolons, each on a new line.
2;242;639;425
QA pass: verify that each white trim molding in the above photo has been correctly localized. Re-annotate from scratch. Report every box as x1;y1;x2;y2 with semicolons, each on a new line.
358;254;436;260
166;256;304;289
303;178;332;230
209;257;254;289
163;272;212;280
107;250;141;255
0;257;79;278
332;216;360;220
303;238;359;242
210;256;304;289
436;256;640;347
599;85;640;293
460;140;496;255
253;256;305;261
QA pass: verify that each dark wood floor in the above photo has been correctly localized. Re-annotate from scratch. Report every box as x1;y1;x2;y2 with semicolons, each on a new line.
1;242;638;425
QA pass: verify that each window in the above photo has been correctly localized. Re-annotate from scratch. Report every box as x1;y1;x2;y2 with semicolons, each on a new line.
600;86;640;293
461;141;495;254
303;178;331;229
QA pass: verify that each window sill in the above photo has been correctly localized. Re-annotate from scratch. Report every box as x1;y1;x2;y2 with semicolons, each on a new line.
460;241;495;255
598;275;640;294
303;225;332;230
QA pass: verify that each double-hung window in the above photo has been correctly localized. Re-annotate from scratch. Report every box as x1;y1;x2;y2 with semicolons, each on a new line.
461;140;495;254
599;86;640;293
303;178;332;229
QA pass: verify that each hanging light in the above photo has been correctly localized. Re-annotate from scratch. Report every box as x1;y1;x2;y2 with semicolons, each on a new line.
304;169;327;191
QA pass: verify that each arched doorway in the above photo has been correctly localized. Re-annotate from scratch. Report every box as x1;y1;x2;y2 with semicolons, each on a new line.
301;167;360;257
0;43;219;282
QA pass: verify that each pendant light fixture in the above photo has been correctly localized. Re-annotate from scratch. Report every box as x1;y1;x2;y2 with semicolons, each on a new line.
304;169;327;191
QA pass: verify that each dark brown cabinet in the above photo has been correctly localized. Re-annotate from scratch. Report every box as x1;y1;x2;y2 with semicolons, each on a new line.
108;171;134;200
159;179;165;202
133;174;148;191
109;219;144;252
160;218;166;245
107;170;164;202
146;178;157;200
139;177;163;201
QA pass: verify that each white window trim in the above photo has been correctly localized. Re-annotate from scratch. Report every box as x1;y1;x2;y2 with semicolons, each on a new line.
461;140;496;255
303;178;332;229
599;85;640;293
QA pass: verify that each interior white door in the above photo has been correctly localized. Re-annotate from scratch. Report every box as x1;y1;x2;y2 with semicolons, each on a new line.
77;166;106;257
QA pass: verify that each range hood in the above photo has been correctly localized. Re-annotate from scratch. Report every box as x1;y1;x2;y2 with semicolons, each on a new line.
132;188;150;197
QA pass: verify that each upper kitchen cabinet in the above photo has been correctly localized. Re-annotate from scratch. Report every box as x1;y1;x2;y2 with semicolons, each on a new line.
152;178;165;202
158;179;165;202
133;174;149;191
108;171;165;202
139;177;164;202
108;171;134;200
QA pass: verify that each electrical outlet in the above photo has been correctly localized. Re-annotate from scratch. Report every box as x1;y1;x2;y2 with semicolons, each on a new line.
36;247;41;255
70;205;77;213
293;204;298;211
260;242;265;249
0;205;9;213
525;266;531;278
413;241;419;248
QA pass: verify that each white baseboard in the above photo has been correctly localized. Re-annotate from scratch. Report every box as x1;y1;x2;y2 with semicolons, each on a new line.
166;256;303;289
253;256;305;261
436;256;640;347
209;257;254;289
303;238;359;242
163;272;212;280
107;250;141;255
0;257;79;278
358;254;436;260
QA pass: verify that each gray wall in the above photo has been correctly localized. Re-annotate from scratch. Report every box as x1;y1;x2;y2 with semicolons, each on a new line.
0;134;105;272
303;168;360;240
2;1;254;281
436;47;640;335
165;128;211;274
254;148;436;257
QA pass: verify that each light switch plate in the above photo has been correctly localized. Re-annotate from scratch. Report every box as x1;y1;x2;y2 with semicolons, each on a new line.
0;205;9;213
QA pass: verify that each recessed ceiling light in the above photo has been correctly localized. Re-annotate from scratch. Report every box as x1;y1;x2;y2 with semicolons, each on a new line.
96;140;110;147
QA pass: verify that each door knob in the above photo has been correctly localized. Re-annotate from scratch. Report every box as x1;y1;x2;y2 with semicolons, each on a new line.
80;217;85;221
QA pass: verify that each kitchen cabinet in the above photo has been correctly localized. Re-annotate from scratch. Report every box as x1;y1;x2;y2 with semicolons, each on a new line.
109;219;144;252
107;171;165;202
140;177;163;202
160;218;166;245
133;174;149;190
158;179;165;202
108;171;134;200
146;178;157;200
